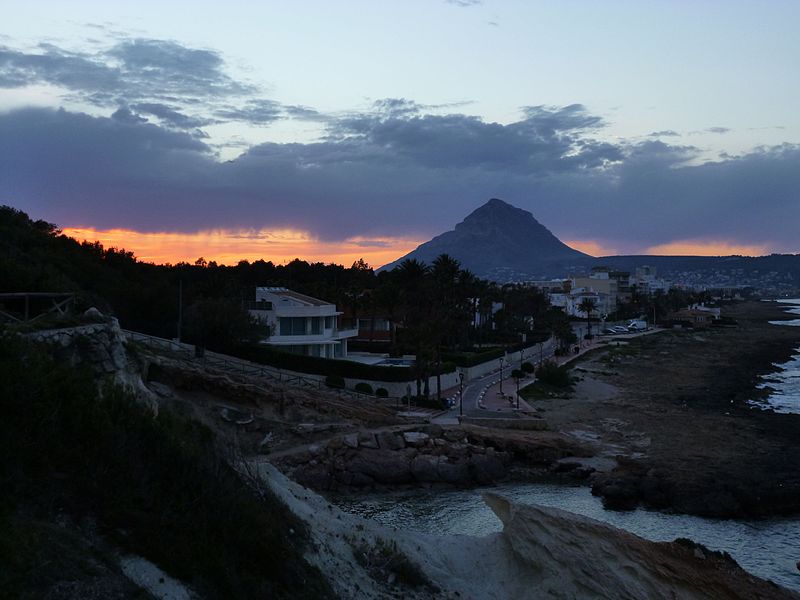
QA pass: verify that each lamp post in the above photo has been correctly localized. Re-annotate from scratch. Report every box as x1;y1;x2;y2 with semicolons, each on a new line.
499;356;505;394
539;341;543;364
459;371;465;417
515;375;520;410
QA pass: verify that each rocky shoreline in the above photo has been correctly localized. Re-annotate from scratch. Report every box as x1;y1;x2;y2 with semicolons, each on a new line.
272;424;595;492
270;300;800;519
563;300;800;518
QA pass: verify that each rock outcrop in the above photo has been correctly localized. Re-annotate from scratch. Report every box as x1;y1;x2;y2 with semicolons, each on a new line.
25;309;157;413
260;463;798;599
276;425;592;490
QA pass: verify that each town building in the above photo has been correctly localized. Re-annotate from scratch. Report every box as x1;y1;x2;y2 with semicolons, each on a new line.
667;307;718;327
248;287;357;358
633;265;671;295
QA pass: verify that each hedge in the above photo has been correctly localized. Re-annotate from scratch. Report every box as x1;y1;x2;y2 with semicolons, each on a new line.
233;344;455;382
325;375;345;389
375;387;389;397
445;337;549;368
354;382;373;395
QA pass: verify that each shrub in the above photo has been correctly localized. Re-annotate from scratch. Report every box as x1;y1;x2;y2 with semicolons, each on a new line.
521;361;535;373
510;368;524;379
444;347;504;368
0;336;330;598
354;382;373;395
325;375;345;389
536;360;573;388
234;344;456;382
375;387;389;398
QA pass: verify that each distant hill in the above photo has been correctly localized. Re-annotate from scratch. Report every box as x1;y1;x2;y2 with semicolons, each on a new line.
381;198;590;278
380;199;800;291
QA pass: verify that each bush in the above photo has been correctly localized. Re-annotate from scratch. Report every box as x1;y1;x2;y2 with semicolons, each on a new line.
354;382;373;395
234;344;456;382
325;375;345;389
444;347;504;368
510;368;524;379
536;360;573;388
375;387;389;397
0;336;330;599
521;361;535;373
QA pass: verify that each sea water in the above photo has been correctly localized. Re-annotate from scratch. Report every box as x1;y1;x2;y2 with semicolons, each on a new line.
337;301;800;591
756;298;800;413
335;483;800;592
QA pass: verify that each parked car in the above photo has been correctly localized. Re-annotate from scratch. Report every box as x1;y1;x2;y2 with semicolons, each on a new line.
627;319;648;331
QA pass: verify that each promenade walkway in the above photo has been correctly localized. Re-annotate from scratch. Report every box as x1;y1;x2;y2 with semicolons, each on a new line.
432;328;666;423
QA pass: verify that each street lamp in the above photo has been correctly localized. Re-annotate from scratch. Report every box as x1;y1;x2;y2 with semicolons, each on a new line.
459;371;465;417
499;356;505;394
515;374;520;410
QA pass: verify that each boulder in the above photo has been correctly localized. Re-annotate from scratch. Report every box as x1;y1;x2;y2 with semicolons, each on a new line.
469;453;507;484
376;431;405;450
83;307;105;322
342;434;359;449
437;457;470;484
358;432;379;449
410;454;440;482
403;432;430;447
442;428;465;442
347;449;415;484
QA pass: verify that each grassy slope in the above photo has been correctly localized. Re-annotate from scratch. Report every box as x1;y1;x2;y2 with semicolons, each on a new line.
0;335;333;599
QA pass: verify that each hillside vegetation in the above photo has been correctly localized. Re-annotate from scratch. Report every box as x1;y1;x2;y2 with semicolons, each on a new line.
0;334;332;598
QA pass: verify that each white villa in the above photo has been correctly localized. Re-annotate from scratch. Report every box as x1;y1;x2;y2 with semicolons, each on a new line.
248;287;357;359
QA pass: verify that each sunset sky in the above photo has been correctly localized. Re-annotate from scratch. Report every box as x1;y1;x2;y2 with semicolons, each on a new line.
2;1;799;266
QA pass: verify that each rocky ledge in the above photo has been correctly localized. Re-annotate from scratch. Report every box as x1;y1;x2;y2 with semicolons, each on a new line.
272;424;594;491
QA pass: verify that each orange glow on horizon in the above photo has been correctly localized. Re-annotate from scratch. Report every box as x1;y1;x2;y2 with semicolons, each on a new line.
643;239;770;256
563;239;618;257
63;227;424;269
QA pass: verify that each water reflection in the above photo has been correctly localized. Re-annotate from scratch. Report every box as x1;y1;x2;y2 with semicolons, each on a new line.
335;483;800;591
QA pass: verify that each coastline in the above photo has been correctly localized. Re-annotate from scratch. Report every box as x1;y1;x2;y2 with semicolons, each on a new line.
554;300;800;518
268;300;800;519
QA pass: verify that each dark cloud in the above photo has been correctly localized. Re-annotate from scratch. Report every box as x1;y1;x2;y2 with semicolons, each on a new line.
2;106;798;254
327;102;620;172
689;126;732;135
0;38;324;131
131;102;213;129
351;240;392;248
111;106;148;125
214;99;283;124
0;43;120;91
284;104;331;122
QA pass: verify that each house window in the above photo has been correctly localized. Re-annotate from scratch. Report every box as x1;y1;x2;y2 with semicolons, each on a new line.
311;317;322;335
279;317;307;335
325;316;334;329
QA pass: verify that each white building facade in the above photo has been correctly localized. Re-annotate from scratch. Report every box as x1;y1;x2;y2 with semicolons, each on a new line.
248;287;357;359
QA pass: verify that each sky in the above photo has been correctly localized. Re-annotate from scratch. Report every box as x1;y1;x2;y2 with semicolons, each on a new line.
1;0;799;266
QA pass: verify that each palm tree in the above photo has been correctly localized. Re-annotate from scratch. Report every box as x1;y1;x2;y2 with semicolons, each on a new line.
578;297;597;338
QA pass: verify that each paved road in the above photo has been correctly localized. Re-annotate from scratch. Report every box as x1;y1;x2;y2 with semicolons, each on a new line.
434;344;557;421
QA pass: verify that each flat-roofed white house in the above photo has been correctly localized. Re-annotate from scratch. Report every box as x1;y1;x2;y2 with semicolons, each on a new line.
248;287;358;359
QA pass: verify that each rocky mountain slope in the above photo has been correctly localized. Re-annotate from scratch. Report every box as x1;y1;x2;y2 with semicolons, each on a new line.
381;198;590;278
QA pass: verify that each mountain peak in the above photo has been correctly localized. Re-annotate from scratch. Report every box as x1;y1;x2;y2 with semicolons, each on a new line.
381;198;589;279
